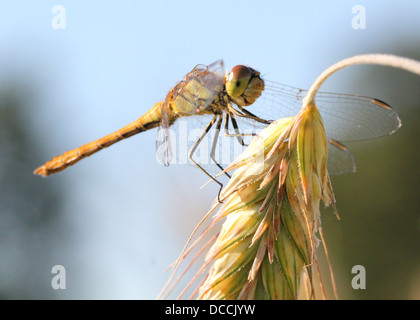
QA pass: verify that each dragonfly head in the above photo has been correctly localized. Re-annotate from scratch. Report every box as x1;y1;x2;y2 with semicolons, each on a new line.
225;65;265;107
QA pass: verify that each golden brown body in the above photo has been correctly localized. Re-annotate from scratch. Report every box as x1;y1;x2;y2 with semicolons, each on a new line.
33;60;400;179
34;101;165;176
33;61;267;178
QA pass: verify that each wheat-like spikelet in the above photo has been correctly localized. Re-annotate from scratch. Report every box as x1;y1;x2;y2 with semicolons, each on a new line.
196;103;335;299
158;54;420;300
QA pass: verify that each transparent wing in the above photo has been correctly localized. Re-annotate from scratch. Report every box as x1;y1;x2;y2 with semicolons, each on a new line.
327;139;356;175
155;100;173;166
160;112;253;180
232;79;401;175
156;60;225;168
173;60;225;115
246;80;402;142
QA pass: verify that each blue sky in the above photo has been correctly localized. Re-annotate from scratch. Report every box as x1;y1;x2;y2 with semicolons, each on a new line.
1;1;420;299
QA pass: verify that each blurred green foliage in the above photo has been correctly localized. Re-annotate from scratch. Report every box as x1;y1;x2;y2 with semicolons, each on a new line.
323;48;420;299
0;84;65;299
0;49;418;299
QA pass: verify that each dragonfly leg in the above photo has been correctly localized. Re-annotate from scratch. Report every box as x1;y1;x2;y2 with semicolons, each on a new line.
188;114;224;203
210;115;231;179
223;113;258;147
224;113;246;145
236;106;272;125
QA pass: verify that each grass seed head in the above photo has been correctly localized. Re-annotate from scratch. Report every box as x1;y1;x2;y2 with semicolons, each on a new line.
198;104;335;300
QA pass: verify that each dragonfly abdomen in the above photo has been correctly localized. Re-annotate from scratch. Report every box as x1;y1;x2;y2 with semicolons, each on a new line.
34;102;164;176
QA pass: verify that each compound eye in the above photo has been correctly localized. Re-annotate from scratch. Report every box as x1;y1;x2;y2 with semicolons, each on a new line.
225;65;252;98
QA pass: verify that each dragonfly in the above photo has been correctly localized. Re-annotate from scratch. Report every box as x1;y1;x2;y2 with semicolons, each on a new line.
34;59;401;187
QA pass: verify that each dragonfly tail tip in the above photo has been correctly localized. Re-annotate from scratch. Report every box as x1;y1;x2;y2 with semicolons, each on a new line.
33;166;48;177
